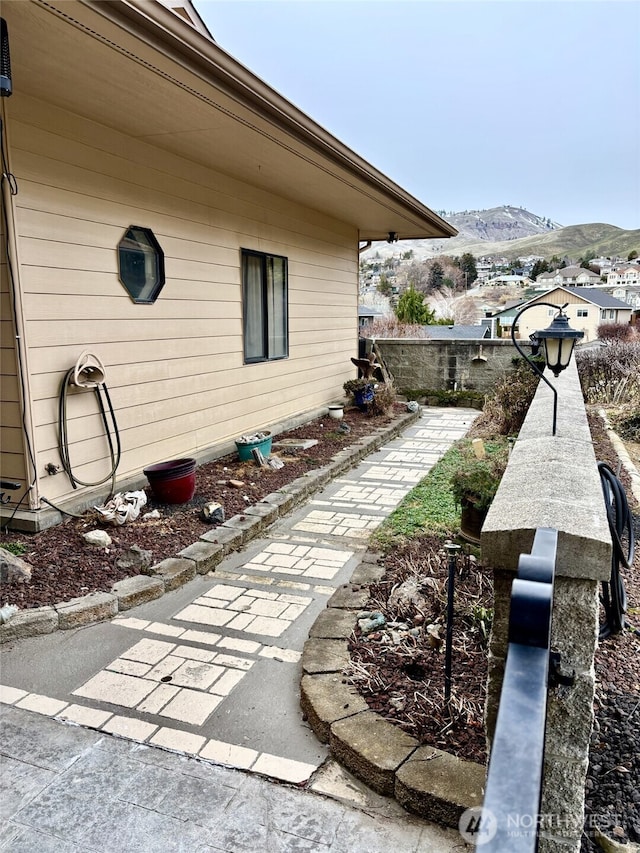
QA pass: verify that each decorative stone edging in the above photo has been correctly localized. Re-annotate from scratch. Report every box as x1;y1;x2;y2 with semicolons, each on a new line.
300;553;487;829
599;407;640;506
0;409;419;644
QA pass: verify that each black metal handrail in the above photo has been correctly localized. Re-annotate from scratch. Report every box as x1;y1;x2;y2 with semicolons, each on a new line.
474;527;558;851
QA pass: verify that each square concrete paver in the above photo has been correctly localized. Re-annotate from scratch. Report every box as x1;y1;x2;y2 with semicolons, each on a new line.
158;688;223;725
174;584;312;639
291;509;381;539
242;542;353;580
73;671;157;708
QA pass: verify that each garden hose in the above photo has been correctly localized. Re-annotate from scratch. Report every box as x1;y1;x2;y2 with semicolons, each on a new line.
597;461;636;638
57;367;121;495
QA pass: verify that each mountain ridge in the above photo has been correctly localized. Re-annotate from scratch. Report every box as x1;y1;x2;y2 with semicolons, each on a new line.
364;206;639;262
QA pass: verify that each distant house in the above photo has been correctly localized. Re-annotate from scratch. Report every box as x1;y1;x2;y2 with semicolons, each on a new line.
606;266;640;287
358;306;383;327
481;274;532;289
605;284;640;312
0;0;454;529
490;287;632;344
535;266;600;287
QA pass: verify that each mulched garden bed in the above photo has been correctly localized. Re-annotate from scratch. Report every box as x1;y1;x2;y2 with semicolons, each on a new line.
0;405;402;610
346;536;490;764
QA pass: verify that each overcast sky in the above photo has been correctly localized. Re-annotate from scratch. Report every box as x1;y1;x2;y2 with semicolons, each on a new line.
195;1;640;231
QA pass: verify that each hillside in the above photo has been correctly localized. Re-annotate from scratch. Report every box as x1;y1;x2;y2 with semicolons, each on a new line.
362;206;639;262
439;205;561;242
444;222;640;261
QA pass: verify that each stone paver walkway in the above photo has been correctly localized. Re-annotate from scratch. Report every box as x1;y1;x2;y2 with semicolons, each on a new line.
0;407;477;852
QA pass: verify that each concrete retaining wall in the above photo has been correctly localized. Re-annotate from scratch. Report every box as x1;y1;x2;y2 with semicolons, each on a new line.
371;338;515;394
481;359;611;853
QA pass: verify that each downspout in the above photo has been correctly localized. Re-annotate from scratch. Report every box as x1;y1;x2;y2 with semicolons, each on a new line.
1;98;40;511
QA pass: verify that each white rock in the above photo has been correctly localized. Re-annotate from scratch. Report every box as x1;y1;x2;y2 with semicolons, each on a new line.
82;530;112;548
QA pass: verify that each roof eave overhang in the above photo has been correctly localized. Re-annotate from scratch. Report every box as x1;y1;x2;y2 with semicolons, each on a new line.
81;0;457;241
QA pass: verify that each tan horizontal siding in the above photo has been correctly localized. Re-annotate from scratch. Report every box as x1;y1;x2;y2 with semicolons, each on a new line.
0;346;18;375
0;426;25;455
0;374;19;403
28;335;352;403
11;97;358;506
34;349;351;433
22;292;242;323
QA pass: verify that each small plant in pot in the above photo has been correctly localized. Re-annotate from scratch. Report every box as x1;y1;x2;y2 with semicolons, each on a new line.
450;438;509;543
343;378;396;415
343;377;375;411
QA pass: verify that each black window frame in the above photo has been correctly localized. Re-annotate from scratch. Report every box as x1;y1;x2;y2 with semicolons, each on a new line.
117;226;165;304
241;248;289;364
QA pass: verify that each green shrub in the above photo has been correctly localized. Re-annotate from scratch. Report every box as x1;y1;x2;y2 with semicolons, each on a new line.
0;541;27;556
449;437;510;511
400;388;485;406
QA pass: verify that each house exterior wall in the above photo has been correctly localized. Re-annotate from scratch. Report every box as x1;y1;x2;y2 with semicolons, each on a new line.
3;93;359;514
607;266;640;287
0;216;28;488
514;290;631;343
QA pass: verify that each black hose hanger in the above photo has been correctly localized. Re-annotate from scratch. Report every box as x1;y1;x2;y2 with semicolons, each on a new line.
57;352;121;494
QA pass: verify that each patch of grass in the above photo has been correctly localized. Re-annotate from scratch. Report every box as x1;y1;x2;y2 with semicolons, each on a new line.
0;541;27;556
372;444;463;550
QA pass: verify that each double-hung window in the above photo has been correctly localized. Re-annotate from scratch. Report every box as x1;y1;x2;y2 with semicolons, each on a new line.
241;249;288;363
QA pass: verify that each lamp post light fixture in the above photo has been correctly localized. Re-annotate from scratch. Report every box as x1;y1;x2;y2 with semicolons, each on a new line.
511;302;584;435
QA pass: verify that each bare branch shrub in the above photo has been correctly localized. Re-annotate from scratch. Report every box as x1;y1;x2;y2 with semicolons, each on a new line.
576;341;640;405
597;322;637;343
361;317;430;338
470;360;540;438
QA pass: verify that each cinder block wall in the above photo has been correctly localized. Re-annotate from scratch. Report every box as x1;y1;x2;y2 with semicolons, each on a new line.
370;338;515;394
481;360;611;852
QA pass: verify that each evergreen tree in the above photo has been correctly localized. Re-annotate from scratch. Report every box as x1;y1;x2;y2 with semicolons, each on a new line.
428;261;445;291
530;259;550;280
377;275;393;297
459;253;478;286
395;284;435;324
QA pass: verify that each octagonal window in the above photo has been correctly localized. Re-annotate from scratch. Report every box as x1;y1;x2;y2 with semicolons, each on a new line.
118;226;165;303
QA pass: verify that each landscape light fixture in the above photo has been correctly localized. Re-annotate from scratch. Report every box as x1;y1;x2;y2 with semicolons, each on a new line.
386;231;398;243
511;302;584;435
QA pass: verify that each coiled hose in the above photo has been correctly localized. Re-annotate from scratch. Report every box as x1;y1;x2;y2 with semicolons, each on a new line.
57;368;121;495
597;461;636;639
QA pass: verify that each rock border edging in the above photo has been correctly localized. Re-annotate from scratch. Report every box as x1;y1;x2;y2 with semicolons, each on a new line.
300;553;487;829
0;409;418;644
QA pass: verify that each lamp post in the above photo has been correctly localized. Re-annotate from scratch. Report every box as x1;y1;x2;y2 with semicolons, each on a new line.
511;302;584;435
